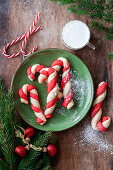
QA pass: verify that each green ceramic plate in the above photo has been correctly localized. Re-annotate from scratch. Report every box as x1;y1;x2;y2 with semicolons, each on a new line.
12;49;94;131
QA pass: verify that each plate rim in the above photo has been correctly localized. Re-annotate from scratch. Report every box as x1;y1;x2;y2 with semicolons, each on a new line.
11;48;94;131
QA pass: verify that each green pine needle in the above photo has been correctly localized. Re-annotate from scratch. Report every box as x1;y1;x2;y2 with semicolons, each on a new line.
107;53;113;59
91;20;107;31
42;153;52;170
0;79;17;170
0;159;9;170
103;11;113;23
67;5;91;15
104;32;113;40
50;0;75;5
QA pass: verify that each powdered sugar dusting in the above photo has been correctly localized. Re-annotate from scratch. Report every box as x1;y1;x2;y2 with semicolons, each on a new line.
71;69;113;154
71;70;86;101
74;118;113;154
54;69;90;123
55;69;87;116
12;0;56;14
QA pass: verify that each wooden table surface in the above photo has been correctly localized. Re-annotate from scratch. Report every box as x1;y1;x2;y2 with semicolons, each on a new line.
0;0;113;170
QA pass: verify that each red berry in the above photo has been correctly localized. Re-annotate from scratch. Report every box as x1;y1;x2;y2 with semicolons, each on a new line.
47;144;57;157
15;145;26;157
24;127;35;138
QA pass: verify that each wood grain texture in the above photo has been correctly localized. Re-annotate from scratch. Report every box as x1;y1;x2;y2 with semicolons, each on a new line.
0;0;113;170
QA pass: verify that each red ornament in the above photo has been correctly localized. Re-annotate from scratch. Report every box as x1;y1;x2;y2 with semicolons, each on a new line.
47;144;57;157
15;145;26;157
24;127;35;138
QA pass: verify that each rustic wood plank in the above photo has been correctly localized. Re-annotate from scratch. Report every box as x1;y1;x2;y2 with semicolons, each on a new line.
0;0;113;170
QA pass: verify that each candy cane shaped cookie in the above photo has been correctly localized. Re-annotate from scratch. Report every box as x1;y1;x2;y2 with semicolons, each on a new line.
44;67;58;118
19;84;46;125
52;57;74;109
39;67;62;100
27;65;62;100
91;82;111;131
27;64;46;81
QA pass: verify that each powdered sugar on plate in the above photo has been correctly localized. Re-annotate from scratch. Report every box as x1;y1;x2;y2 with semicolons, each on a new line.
55;69;87;117
70;70;86;102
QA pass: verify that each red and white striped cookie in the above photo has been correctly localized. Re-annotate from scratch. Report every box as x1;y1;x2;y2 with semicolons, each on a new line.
52;57;74;109
91;82;111;131
27;64;46;81
19;84;46;125
39;67;62;100
38;58;74;108
44;67;58;118
38;67;49;84
27;65;62;100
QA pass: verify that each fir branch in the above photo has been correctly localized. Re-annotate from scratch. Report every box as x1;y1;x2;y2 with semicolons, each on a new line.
91;20;113;40
0;159;9;170
104;32;113;40
42;153;52;170
91;20;113;34
27;159;44;170
37;131;52;147
25;153;51;170
106;25;113;34
42;165;51;170
0;88;13;168
0;79;17;169
77;1;104;13
105;0;113;9
0;79;54;169
17;131;52;170
67;6;90;15
103;11;113;22
91;20;107;31
50;0;75;5
107;53;113;58
68;5;103;18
